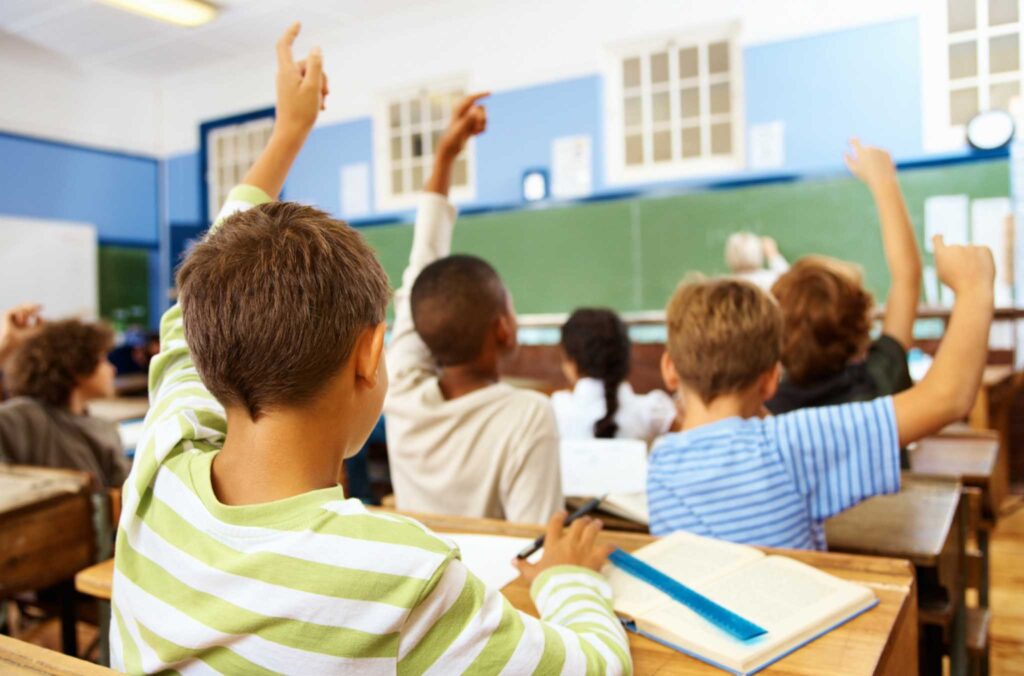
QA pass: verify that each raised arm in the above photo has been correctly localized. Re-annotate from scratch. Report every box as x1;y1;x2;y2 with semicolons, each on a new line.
387;93;488;381
0;303;43;365
893;237;994;445
845;139;922;348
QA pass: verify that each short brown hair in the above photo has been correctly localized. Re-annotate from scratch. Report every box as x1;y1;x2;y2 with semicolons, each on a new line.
177;202;391;419
666;277;782;404
771;256;873;386
7;320;114;408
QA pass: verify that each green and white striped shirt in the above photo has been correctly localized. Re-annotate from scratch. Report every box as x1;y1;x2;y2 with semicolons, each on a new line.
110;185;632;675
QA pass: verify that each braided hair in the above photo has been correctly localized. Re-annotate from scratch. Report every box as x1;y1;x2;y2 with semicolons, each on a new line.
560;308;631;438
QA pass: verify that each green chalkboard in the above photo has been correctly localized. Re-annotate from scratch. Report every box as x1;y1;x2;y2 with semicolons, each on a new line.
362;159;1010;315
98;246;150;329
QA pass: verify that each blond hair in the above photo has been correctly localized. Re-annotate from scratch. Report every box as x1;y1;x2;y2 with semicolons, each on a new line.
666;277;782;404
725;232;764;273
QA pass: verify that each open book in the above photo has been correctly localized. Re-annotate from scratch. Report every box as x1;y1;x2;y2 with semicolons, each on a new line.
600;491;649;524
605;532;877;675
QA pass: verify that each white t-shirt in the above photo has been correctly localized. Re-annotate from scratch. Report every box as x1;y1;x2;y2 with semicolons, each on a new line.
733;253;790;292
551;378;677;445
384;194;564;525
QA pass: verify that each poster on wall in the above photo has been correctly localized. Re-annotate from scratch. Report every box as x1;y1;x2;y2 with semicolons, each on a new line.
340;163;371;219
551;135;592;199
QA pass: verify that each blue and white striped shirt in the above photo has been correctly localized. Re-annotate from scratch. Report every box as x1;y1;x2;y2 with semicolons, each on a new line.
647;397;900;550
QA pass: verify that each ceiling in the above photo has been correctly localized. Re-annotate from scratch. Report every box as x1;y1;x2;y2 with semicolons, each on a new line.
0;0;427;77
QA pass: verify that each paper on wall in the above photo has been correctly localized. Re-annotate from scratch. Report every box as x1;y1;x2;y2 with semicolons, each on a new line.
551;135;592;198
971;197;1013;306
924;195;969;252
748;121;786;170
340;163;371;218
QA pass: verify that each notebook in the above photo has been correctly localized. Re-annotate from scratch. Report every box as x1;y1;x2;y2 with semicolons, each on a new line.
559;438;647;497
600;491;649;524
605;532;878;675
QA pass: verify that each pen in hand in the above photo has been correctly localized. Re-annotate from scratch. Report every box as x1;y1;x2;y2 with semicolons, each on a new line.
516;495;607;560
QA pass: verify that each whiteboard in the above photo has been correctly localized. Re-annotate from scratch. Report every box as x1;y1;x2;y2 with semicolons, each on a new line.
0;215;98;320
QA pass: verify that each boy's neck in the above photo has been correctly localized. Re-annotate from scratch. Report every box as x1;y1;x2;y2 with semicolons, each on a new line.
438;361;500;399
682;390;765;431
68;389;88;416
213;407;347;506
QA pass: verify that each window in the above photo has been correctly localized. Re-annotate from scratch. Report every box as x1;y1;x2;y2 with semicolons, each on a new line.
376;82;474;209
203;114;275;223
929;0;1024;147
607;26;743;184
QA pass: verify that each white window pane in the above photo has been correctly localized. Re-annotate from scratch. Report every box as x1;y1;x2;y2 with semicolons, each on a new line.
989;0;1018;25
624;96;643;126
652;92;670;122
681;126;701;158
653;130;671;162
949;41;978;79
651;51;669;84
410;99;422;125
625;134;643;165
680;87;700;119
452;158;468;186
411;163;424;191
708;41;730;74
950;86;979;124
948;0;976;31
679;47;699;79
389;103;402;128
710;82;731;115
390;136;402;161
991;80;1020;109
411;133;424;158
430;97;445;122
392;168;404;194
431;130;443;154
623;57;641;88
711;122;732;155
990;34;1019;73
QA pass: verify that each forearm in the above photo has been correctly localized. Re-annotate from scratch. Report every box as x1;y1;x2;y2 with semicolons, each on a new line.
874;179;922;343
240;123;310;200
424;150;455;197
894;284;993;444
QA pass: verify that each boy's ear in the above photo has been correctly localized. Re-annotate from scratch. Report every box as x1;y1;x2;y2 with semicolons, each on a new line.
758;362;783;402
354;322;387;387
494;313;517;352
660;351;680;392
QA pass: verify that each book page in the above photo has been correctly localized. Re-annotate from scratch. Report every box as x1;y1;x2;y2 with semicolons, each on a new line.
446;534;534;591
605;531;763;618
642;555;876;672
602;491;649;524
560;439;647;497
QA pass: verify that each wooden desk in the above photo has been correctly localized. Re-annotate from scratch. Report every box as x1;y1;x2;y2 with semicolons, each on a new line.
910;434;1003;523
113;373;148;397
0;634;114;675
78;513;917;675
825;476;963;675
88;397;149;424
0;466;95;656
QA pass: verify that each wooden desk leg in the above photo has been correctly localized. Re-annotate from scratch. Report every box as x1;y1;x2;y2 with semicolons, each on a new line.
97;600;110;666
979;529;991;608
57;579;77;657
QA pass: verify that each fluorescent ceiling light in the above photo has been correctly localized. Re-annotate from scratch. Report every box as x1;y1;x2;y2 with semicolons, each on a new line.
97;0;218;27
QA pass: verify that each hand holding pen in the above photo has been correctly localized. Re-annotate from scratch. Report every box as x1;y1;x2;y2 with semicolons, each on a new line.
513;497;614;583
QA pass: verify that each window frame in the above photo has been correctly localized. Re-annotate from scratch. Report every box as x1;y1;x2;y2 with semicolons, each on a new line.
373;77;475;211
604;22;745;186
923;0;1024;151
199;108;276;225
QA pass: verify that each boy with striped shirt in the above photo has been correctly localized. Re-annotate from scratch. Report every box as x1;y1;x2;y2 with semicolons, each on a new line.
110;24;630;674
648;237;994;549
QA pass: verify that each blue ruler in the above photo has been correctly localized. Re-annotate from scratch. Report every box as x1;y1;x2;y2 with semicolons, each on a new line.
609;548;768;641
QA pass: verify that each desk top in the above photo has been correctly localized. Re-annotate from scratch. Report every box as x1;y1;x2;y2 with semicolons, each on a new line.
911;436;999;485
0;466;90;515
826;475;961;566
79;511;917;675
88;396;149;423
0;635;114;675
981;365;1015;388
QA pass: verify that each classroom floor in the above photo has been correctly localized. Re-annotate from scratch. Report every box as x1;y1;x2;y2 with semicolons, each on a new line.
8;504;1024;674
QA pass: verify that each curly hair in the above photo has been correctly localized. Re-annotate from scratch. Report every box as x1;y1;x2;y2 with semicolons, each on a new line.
771;256;874;386
6;319;114;408
561;308;631;438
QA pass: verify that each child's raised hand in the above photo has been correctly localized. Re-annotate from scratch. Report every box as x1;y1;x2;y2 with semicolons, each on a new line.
933;236;995;295
275;22;328;135
513;511;615;584
761;236;780;259
0;302;43;362
436;92;489;163
844;138;897;189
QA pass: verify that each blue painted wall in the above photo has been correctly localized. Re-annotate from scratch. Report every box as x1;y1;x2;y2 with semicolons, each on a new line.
744;19;924;171
166;151;202;224
0;132;159;244
288;118;375;216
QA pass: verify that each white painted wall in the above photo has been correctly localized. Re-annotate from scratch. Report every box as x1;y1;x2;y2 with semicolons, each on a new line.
0;39;161;155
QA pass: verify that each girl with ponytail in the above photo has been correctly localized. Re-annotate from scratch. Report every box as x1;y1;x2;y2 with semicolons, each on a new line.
553;308;678;444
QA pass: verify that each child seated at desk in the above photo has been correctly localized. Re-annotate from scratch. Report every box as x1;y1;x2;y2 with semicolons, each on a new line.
552;307;677;444
0;311;127;488
111;26;629;674
768;140;920;418
648;234;993;549
384;95;563;525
